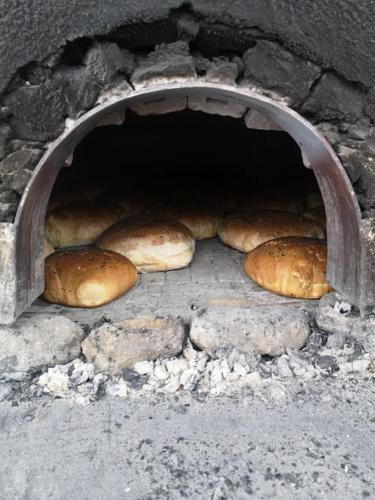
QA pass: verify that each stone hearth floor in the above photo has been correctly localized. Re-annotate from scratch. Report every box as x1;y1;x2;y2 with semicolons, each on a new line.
27;238;317;326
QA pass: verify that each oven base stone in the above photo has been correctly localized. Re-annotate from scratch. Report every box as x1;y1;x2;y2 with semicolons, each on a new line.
190;306;311;357
0;314;84;379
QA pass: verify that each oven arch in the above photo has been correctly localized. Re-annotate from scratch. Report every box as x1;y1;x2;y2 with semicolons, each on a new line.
10;81;362;322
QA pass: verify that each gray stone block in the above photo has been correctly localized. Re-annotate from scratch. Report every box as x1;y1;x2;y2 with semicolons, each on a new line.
4;81;67;141
82;316;186;374
131;41;196;85
316;293;375;335
84;41;130;86
0;149;42;195
0;314;84;377
365;88;375;121
0;123;12;161
301;72;364;122
190;306;310;357
243;40;321;104
54;66;102;117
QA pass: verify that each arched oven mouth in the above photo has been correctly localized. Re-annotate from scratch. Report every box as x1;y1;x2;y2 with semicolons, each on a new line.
5;81;360;326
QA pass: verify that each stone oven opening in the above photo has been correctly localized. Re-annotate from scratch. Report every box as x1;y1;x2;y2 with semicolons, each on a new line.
1;80;362;329
40;108;323;325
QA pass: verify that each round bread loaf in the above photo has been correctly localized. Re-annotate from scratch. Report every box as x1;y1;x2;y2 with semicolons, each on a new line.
43;248;138;307
45;201;124;248
244;236;332;299
96;215;195;272
44;239;54;257
303;206;326;231
218;210;324;253
151;204;223;240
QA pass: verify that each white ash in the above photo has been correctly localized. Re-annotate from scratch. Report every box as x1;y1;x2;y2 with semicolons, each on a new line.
11;329;374;406
38;359;107;405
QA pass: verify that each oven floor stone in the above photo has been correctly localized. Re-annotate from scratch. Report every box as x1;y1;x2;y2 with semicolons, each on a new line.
27;238;317;326
0;374;375;499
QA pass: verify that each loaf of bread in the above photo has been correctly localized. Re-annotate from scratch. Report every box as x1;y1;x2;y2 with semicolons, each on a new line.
44;239;55;257
96;215;195;272
244;236;331;299
151;204;223;240
218;210;324;253
43;248;138;307
45;201;124;248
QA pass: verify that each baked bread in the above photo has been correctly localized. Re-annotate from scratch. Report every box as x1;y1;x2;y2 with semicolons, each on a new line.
218;210;324;253
45;201;124;248
43;248;138;307
303;206;326;231
44;239;55;257
96;215;195;272
244;236;331;299
151;204;223;240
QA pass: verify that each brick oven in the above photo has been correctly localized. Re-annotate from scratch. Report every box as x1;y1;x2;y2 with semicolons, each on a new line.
0;1;374;382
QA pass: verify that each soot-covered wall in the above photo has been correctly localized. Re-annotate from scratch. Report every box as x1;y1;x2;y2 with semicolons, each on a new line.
0;0;374;224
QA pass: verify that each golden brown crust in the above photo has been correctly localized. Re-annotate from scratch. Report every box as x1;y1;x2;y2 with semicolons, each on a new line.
96;215;195;272
150;204;223;240
97;214;194;245
43;248;138;307
244;236;332;299
45;201;125;248
218;210;324;253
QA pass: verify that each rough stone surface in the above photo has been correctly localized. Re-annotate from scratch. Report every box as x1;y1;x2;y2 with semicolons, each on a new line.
131;41;196;85
82;316;185;374
0;149;42;194
2;374;375;498
190;306;311;357
1;0;374;95
301;72;364;122
54;66;102;118
0;314;84;377
365;88;375;121
84;41;130;86
205;57;242;84
243;40;321;104
316;293;375;335
4;81;67;141
0;123;12;161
